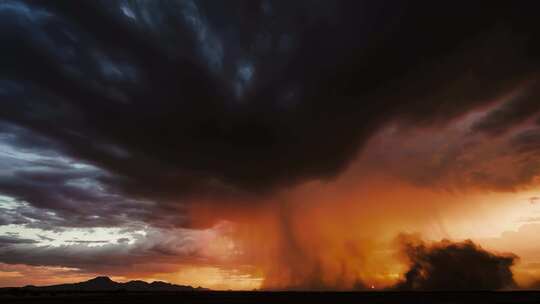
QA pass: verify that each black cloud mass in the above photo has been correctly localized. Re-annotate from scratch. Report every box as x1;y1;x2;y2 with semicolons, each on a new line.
396;236;517;291
1;0;540;231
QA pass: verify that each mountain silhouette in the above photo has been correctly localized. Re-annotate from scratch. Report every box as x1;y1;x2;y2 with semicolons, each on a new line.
21;276;208;292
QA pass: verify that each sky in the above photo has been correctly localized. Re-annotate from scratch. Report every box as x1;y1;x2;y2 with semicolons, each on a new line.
1;0;540;291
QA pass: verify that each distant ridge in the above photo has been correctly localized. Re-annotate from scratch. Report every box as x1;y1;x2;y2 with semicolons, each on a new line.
19;276;209;292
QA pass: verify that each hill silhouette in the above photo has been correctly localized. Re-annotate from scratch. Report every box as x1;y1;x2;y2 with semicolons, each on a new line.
20;276;208;292
2;278;540;304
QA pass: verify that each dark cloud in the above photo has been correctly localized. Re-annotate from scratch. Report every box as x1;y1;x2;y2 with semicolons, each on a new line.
0;122;161;230
0;235;38;246
1;0;539;205
358;101;540;192
472;83;540;135
395;235;517;291
510;129;540;155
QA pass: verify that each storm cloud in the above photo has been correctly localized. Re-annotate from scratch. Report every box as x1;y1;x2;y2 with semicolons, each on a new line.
1;0;539;206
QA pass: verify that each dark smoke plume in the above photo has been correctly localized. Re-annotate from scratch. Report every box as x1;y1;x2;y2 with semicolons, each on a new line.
395;235;517;290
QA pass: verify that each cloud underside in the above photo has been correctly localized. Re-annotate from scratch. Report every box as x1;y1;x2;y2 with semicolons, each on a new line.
0;1;538;228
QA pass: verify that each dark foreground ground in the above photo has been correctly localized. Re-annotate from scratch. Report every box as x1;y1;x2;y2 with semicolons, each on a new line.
1;291;540;304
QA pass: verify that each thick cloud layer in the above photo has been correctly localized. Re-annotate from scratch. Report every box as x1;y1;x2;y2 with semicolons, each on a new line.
1;0;539;206
0;122;155;230
396;235;517;291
